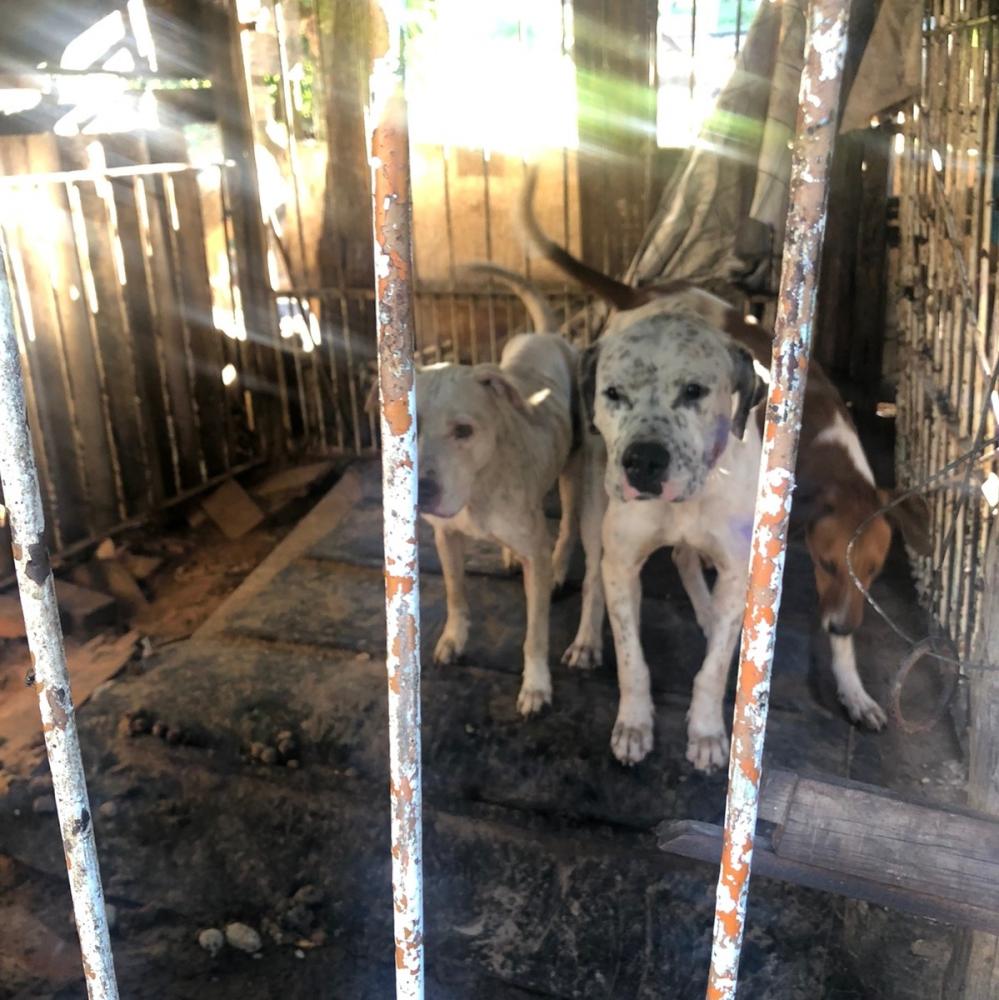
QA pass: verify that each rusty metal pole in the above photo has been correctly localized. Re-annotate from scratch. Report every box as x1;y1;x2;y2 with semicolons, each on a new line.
368;2;424;997
706;0;851;996
0;245;119;998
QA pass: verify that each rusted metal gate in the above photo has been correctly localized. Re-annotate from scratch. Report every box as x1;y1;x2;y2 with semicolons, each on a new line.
894;0;999;658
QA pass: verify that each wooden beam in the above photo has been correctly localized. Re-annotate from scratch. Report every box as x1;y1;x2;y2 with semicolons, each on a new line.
316;0;374;292
204;1;286;457
657;766;999;935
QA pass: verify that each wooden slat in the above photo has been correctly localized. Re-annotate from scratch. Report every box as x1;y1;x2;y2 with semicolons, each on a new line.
0;136;88;548
59;139;152;518
140;161;205;489
101;134;179;504
206;164;255;464
149;131;230;478
24;135;122;532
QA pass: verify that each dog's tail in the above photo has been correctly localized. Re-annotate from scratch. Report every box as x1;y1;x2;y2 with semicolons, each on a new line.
459;261;560;333
516;165;656;312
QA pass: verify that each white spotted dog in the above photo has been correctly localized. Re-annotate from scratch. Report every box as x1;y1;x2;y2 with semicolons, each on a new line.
517;168;930;741
574;303;766;769
414;264;581;716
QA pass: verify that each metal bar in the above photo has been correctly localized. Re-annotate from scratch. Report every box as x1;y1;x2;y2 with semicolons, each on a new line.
0;162;230;188
0;241;119;997
923;12;999;36
0;68;210;85
368;3;424;997
705;0;851;995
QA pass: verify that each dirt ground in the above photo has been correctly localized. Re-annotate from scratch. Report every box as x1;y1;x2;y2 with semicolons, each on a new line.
0;447;970;999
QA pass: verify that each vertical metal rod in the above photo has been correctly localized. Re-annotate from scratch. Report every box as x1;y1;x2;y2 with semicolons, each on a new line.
705;0;851;995
368;3;424;997
0;241;119;998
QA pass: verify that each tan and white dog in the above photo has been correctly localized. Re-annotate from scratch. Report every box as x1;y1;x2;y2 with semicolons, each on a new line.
414;265;581;716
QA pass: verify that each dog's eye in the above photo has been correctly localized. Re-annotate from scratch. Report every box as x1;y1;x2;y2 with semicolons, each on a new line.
453;423;474;440
684;382;708;401
604;386;622;403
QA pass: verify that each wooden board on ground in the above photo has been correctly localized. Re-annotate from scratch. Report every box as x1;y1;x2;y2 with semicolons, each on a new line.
53;580;117;634
199;480;265;540
658;766;999;934
0;631;138;789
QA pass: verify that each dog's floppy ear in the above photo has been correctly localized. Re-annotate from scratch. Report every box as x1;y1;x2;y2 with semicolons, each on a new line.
794;481;838;528
578;342;601;434
879;489;932;556
729;343;766;439
475;364;529;414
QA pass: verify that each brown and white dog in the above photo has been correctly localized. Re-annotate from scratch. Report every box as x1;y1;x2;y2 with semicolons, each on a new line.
519;170;930;735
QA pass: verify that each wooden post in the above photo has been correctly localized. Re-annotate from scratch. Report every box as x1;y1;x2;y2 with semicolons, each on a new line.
572;0;660;279
959;525;999;995
317;0;374;293
316;0;376;452
205;1;287;456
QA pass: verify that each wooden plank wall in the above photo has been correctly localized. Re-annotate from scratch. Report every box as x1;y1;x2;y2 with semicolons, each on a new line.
572;0;664;279
0;130;279;564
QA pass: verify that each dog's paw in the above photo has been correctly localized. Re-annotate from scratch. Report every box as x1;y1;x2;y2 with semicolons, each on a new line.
611;703;654;765
562;639;602;670
611;721;653;765
839;687;887;731
685;732;729;772
517;682;552;717
433;634;464;666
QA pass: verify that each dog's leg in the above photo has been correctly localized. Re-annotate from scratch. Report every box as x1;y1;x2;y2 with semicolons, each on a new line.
602;504;660;764
672;544;714;639
433;526;469;665
829;632;887;729
516;516;554;716
552;448;582;591
563;435;607;669
685;564;745;772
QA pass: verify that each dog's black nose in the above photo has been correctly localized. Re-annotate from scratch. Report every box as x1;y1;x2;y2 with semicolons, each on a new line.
622;440;670;493
827;621;854;637
417;477;440;508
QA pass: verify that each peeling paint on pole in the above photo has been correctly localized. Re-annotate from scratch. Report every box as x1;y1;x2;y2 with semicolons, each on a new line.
706;0;851;997
368;2;424;998
0;244;119;999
